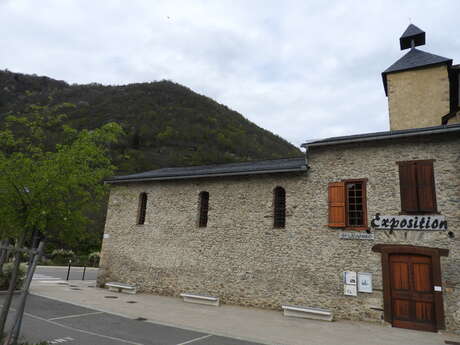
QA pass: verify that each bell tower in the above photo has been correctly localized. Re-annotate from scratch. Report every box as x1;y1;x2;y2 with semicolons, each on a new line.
382;24;453;130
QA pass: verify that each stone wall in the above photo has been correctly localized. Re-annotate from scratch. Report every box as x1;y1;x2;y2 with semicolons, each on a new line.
387;65;450;130
99;133;460;332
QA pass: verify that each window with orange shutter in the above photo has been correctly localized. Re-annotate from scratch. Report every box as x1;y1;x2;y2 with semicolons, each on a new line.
328;180;368;229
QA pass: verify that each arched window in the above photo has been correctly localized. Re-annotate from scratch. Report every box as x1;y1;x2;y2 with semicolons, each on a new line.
198;191;209;227
137;192;148;225
273;187;286;228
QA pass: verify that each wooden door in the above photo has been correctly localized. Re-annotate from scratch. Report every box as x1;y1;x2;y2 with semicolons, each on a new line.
389;254;436;331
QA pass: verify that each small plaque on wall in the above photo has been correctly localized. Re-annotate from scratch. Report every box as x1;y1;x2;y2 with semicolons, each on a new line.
358;272;372;293
344;271;357;285
344;284;357;296
339;232;374;240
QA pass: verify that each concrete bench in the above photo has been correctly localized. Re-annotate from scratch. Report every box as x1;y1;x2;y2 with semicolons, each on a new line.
282;305;333;321
180;293;219;306
105;282;137;294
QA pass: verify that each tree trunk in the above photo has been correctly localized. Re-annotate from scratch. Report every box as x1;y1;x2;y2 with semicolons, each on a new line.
0;240;10;275
0;234;25;336
6;241;44;345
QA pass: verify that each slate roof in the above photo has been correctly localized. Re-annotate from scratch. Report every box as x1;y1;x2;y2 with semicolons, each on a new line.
400;24;424;39
106;157;307;183
399;24;425;50
382;48;452;95
301;123;460;148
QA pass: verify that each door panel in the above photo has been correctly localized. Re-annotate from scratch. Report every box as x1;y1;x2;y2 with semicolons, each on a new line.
415;302;433;322
389;254;436;332
393;299;410;320
391;261;409;290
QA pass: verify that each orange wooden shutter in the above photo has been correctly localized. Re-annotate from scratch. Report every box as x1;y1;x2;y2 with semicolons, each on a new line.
415;161;437;213
328;182;346;227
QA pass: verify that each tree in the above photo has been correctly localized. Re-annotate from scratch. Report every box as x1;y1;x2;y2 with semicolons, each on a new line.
0;104;123;340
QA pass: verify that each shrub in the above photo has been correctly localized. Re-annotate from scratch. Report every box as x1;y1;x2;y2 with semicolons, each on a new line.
38;256;53;266
0;263;27;290
88;251;100;267
50;249;75;265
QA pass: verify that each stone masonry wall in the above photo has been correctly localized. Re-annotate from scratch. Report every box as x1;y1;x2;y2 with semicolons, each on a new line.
388;65;450;130
99;133;460;332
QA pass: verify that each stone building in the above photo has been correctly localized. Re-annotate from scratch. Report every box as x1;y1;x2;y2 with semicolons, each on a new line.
98;25;460;333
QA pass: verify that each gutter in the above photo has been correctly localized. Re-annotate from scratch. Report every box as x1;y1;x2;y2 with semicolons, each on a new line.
105;165;308;184
301;125;460;149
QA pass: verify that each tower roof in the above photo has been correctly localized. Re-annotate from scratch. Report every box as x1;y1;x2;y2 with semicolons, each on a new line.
400;24;426;50
381;48;452;95
384;48;451;74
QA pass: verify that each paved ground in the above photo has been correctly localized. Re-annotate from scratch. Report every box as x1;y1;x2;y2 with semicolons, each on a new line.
3;294;263;345
29;279;460;345
34;266;98;281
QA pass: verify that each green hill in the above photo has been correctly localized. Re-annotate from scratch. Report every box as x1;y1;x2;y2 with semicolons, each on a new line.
0;69;301;254
0;69;300;175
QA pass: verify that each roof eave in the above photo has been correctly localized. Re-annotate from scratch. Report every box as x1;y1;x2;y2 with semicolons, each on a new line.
301;125;460;148
105;165;308;184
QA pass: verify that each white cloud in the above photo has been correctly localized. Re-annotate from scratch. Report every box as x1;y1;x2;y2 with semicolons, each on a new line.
0;0;459;146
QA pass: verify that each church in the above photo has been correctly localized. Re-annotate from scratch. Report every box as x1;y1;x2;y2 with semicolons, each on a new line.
98;25;460;333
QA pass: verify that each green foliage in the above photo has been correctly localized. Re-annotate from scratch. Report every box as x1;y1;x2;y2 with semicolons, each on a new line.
0;263;27;290
50;249;75;265
0;103;123;250
0;70;300;175
88;251;100;267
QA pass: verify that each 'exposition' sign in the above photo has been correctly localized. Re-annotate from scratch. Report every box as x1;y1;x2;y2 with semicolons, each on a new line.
371;214;447;231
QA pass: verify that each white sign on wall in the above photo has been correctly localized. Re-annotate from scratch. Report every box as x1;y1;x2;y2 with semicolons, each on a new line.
357;272;373;293
344;271;357;285
344;284;357;296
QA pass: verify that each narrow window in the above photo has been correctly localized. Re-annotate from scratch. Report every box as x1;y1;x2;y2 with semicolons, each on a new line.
273;187;286;228
137;192;147;225
345;181;366;228
398;160;437;214
328;180;368;229
198;191;209;227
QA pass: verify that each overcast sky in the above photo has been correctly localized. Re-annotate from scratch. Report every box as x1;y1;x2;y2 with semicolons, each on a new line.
1;1;459;146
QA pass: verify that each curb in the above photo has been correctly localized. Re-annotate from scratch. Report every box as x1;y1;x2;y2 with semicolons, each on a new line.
37;265;99;269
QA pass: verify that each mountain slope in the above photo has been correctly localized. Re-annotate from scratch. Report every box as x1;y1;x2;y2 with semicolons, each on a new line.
0;70;301;174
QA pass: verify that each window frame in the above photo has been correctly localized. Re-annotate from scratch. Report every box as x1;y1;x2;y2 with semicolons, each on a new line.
198;191;209;228
137;192;148;225
397;159;438;215
343;179;368;230
273;186;286;229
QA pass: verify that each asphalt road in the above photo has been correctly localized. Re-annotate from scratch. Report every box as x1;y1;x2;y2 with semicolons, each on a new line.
3;294;264;345
34;266;99;281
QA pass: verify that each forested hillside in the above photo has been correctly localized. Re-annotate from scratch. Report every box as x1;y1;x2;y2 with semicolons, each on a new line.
0;70;300;175
0;69;300;254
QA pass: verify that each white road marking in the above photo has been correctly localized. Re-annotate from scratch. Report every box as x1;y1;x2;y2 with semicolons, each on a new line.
48;311;104;321
176;334;213;345
23;312;144;345
49;336;74;344
33;274;61;280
